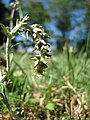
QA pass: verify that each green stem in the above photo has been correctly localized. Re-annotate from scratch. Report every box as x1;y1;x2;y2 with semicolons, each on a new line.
18;5;23;20
10;9;15;31
86;28;90;58
67;45;74;82
84;28;90;74
6;37;11;72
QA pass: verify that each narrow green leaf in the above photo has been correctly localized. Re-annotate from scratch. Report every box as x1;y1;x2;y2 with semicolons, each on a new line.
0;23;10;37
0;83;10;110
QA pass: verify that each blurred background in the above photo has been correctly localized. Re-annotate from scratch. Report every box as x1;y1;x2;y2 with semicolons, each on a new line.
0;1;90;119
0;0;90;53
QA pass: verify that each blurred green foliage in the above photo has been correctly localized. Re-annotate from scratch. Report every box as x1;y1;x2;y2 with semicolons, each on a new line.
22;0;50;25
0;46;90;119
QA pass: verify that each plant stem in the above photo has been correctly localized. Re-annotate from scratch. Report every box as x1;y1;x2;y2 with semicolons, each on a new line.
32;75;38;88
6;37;10;72
10;9;15;31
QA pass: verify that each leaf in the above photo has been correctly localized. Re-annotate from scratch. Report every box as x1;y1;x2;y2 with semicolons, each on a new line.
0;23;10;37
0;83;5;96
10;53;13;63
13;70;22;77
0;69;6;82
46;102;55;111
0;83;10;110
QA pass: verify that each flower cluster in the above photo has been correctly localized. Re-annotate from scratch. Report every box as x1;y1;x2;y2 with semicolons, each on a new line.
31;24;51;75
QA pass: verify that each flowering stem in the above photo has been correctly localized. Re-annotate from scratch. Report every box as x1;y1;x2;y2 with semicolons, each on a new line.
6;37;11;72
